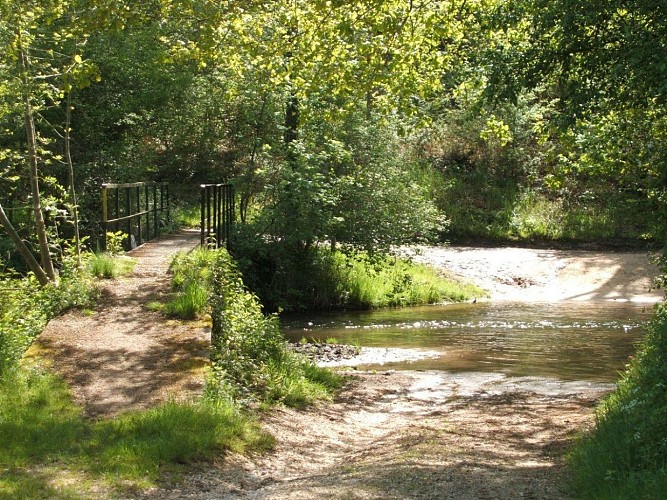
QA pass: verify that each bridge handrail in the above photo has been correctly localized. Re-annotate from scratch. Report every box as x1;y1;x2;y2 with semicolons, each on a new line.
102;182;170;250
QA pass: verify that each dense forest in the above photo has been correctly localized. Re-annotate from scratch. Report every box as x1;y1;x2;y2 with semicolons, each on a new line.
1;0;667;497
2;0;665;278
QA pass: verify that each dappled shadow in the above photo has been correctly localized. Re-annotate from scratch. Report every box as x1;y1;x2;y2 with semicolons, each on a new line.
558;252;661;302
170;388;587;499
32;230;208;418
36;331;210;418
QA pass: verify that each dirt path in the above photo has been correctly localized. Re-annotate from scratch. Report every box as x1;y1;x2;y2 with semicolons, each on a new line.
33;229;207;418
33;241;663;498
146;371;607;499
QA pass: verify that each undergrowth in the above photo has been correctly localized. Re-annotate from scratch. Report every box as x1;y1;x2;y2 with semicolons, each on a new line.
164;247;217;319
0;241;342;498
0;268;95;375
569;302;667;498
208;248;345;407
230;228;486;312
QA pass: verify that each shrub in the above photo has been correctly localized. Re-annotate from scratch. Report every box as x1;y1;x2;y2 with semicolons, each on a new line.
1;266;96;374
208;249;343;405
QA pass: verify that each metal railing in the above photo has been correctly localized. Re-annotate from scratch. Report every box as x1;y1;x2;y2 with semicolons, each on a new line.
101;182;170;250
200;183;234;248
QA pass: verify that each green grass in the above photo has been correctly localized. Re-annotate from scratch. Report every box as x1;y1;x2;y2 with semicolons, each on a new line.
165;281;208;319
87;253;135;279
209;248;346;405
327;251;486;309
0;368;273;498
163;247;217;319
568;302;667;498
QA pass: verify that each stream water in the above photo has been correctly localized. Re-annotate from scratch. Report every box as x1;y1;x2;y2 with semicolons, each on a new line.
282;301;655;383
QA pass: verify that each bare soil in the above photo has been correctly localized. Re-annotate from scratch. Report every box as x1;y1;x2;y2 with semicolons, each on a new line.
33;240;663;498
32;230;208;418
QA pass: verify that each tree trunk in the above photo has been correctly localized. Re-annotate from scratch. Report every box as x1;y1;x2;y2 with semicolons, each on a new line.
284;91;299;147
18;30;57;282
0;202;50;286
65;89;82;267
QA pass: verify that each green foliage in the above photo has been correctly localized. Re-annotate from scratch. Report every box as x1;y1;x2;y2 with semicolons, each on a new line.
104;231;127;256
164;248;216;319
87;253;135;279
231;229;486;313
208;248;343;405
331;251;486;309
569;302;667;498
171;203;201;229
258;117;447;253
0;368;272;496
0;264;95;374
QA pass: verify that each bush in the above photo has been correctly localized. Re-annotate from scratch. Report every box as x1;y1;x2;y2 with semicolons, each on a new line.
569;302;667;498
208;248;343;405
1;267;96;375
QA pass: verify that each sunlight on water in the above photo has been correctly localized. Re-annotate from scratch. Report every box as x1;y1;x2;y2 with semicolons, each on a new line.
281;301;655;382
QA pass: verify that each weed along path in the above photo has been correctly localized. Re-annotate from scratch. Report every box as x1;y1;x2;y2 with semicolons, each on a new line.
30;241;662;498
32;229;206;418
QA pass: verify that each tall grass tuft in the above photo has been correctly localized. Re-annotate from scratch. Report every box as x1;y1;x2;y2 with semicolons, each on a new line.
165;281;208;319
87;253;135;279
164;247;217;319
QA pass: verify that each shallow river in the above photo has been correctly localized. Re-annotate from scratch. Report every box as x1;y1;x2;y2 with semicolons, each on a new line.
282;301;655;383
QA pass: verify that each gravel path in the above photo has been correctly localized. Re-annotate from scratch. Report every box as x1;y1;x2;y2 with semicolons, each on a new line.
35;229;207;417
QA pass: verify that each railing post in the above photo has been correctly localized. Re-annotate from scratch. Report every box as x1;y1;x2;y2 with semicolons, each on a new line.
144;184;150;242
152;184;158;240
102;185;108;251
165;183;170;225
136;185;142;246
114;188;120;233
199;182;235;249
200;185;205;246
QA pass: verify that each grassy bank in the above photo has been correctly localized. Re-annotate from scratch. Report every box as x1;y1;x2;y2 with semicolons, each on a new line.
229;233;486;312
0;368;272;498
569;302;667;498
